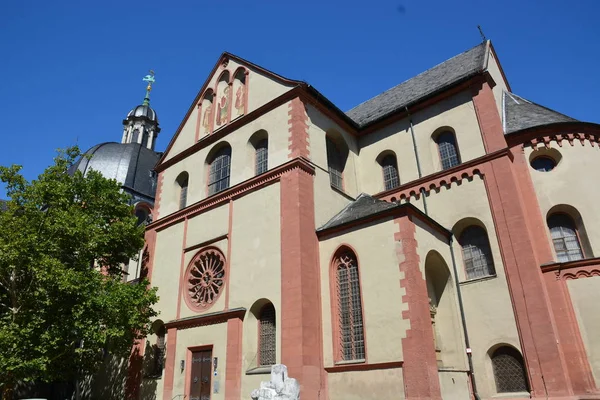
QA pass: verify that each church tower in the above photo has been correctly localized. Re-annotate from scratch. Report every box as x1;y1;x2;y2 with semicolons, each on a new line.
121;71;161;151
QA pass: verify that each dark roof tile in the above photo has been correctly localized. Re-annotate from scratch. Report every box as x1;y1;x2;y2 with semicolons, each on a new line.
503;92;578;134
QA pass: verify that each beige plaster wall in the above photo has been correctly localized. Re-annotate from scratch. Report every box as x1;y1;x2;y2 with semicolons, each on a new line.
327;368;405;400
171;323;228;400
358;90;486;194
164;59;293;162
152;222;186;322
319;219;407;366
158;102;290;218
438;370;470;400
185;203;229;248
413;219;466;370
313;168;353;229
307;104;360;197
525;143;600;259
567;276;600;386
178;238;228;320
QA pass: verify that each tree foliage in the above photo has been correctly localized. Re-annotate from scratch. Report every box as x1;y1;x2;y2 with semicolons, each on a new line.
0;147;158;394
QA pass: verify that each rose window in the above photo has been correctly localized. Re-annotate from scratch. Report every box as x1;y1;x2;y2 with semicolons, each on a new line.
186;248;226;310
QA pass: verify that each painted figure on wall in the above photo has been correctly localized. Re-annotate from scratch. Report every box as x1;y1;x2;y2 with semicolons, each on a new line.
235;85;245;117
202;103;212;131
216;86;230;126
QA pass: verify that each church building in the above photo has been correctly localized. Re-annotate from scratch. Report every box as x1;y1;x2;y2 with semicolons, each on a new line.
96;40;600;400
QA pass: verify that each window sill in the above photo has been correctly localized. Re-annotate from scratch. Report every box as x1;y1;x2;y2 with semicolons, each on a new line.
245;366;273;375
334;359;366;366
491;392;530;399
459;274;497;285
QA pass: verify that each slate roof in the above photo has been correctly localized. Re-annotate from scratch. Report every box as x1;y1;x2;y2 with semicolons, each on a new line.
503;91;578;135
346;42;489;127
318;193;397;231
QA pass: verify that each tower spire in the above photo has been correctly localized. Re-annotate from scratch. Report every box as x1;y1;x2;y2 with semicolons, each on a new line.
142;70;155;106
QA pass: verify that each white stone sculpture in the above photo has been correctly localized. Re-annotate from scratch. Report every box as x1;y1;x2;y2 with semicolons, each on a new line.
250;364;300;400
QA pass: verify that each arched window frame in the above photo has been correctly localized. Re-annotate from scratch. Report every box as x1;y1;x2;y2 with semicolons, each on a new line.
214;70;232;129
547;212;584;262
378;152;400;190
326;137;345;191
232;67;249;119
491;345;530;394
459;225;496;280
176;172;189;210
207;145;232;196
257;303;276;367
434;130;461;170
330;245;366;362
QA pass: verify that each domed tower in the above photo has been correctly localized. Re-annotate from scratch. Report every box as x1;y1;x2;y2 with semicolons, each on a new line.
121;71;161;151
71;72;162;214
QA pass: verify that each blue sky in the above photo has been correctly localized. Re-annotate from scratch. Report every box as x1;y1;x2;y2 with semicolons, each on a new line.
1;0;598;198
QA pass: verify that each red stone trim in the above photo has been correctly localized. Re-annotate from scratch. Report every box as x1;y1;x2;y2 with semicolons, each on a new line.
288;97;310;158
524;132;600;149
175;218;189;319
505;122;600;148
162;327;178;400
394;214;442;400
164;307;246;330
541;257;600;278
279;166;325;399
324;361;403;373
471;78;507;153
376;148;508;203
149;157;315;231
225;317;243;400
153;171;165;220
225;200;233;310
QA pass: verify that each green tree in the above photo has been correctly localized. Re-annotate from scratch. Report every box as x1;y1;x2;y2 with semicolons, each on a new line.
0;147;158;399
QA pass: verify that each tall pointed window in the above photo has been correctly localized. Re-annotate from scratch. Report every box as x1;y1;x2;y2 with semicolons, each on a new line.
255;139;268;175
491;346;529;393
334;249;365;361
548;213;583;262
326;137;345;191
258;303;276;366
208;145;231;195
176;172;189;210
380;154;400;190
459;225;496;280
435;131;461;170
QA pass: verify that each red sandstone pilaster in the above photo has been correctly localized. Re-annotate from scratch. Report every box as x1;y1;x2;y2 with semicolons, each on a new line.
394;215;442;400
162;327;178;400
225;317;243;400
279;167;325;400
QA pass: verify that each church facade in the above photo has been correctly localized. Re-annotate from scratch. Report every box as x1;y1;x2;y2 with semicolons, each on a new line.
120;41;600;400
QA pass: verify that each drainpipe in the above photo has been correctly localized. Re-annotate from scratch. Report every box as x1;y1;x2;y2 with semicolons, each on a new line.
449;235;481;400
405;106;428;214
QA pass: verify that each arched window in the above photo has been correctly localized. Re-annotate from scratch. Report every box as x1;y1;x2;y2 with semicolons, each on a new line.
255;139;268;175
208;146;231;195
491;346;529;393
459;226;495;280
435;131;461;170
153;324;166;377
258;303;276;366
380;154;400;190
548;213;583;262
176;172;189;210
326;137;344;190
334;249;365;361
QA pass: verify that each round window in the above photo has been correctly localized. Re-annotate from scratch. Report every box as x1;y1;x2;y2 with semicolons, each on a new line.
184;247;226;311
530;156;557;172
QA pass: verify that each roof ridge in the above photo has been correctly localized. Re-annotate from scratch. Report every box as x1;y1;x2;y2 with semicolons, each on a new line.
347;41;488;114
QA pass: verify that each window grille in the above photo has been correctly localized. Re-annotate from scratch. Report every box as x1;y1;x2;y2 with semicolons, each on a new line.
460;226;496;280
255;139;268;175
436;131;460;170
492;346;529;393
381;155;400;190
208;147;231;195
258;303;276;366
335;251;365;361
548;214;583;262
326;138;344;190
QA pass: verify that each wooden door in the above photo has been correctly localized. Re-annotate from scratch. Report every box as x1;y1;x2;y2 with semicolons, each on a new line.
189;349;212;400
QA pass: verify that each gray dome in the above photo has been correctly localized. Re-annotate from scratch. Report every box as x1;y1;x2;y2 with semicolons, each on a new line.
127;104;158;122
71;142;160;202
